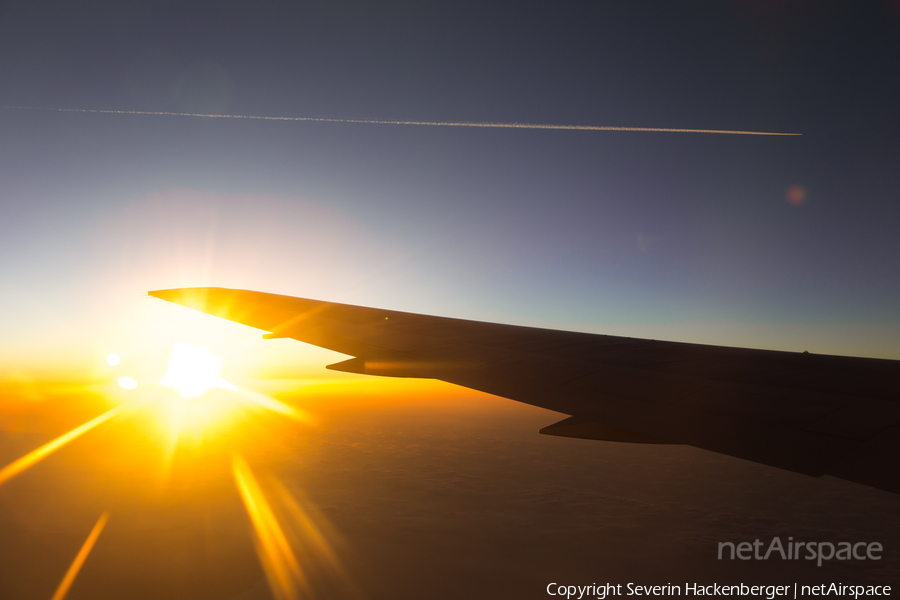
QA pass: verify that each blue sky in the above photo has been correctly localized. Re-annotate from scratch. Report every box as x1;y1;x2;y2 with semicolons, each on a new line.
2;0;900;376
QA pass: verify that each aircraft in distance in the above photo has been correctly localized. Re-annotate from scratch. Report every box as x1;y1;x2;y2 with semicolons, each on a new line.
150;287;900;495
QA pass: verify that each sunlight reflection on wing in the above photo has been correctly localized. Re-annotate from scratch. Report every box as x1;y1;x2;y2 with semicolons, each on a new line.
0;405;125;485
50;512;110;600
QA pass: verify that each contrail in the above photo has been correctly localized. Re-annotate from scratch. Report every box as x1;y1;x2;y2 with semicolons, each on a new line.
1;105;802;136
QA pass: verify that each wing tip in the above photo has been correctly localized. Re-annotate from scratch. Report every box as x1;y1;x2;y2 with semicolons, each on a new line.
148;288;175;301
147;287;220;309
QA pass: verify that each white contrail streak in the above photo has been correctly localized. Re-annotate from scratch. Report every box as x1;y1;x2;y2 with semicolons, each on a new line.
1;105;802;136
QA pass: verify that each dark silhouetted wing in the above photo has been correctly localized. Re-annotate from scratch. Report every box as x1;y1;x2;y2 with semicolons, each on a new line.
149;287;900;494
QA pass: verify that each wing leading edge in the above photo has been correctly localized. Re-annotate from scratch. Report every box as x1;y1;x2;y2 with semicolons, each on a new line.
149;287;900;494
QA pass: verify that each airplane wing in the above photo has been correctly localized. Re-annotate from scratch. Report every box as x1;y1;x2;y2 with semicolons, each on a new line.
149;287;900;494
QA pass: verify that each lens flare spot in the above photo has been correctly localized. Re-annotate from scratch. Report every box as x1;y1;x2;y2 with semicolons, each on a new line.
786;184;806;206
107;353;120;367
118;377;138;390
160;342;235;398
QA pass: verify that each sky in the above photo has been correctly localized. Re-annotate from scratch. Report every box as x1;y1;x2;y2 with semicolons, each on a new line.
2;0;900;373
0;1;899;599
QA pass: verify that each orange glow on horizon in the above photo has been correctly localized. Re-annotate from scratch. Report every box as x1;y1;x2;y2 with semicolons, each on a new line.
0;373;507;494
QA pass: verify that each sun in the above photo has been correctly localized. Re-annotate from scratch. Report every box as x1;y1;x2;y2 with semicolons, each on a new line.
159;342;236;398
